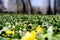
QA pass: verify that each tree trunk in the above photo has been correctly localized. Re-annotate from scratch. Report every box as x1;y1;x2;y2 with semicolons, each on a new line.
54;0;56;15
16;0;19;14
47;0;52;15
22;0;31;14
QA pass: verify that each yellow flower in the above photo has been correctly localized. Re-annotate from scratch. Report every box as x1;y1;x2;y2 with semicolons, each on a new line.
20;32;31;40
5;30;14;35
36;26;43;33
30;31;36;40
20;31;36;40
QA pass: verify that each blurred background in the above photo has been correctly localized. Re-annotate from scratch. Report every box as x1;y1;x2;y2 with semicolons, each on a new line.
0;0;59;15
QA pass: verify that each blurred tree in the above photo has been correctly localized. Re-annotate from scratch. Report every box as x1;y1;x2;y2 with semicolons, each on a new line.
54;0;56;15
47;0;52;15
58;0;60;6
47;0;56;15
0;0;5;13
16;0;19;14
16;0;31;14
22;0;31;14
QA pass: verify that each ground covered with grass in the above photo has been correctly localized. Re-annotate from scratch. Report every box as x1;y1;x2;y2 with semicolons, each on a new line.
0;14;60;40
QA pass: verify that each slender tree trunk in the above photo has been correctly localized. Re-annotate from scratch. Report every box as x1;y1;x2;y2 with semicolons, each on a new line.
16;0;19;14
54;0;56;15
22;0;31;14
47;0;52;15
22;0;25;13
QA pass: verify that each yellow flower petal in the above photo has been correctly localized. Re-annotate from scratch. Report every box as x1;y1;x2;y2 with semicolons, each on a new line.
30;31;36;40
36;27;43;33
6;30;14;35
20;32;31;40
20;31;36;40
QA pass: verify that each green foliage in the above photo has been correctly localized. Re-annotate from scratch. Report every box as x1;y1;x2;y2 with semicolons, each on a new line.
0;14;60;40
